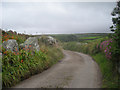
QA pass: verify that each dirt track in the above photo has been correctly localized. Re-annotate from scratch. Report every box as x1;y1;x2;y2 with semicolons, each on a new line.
13;50;102;88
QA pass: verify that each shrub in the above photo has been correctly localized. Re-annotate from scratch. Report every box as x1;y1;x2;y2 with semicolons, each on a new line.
1;30;64;87
2;30;28;44
110;1;120;72
2;45;63;87
99;39;113;59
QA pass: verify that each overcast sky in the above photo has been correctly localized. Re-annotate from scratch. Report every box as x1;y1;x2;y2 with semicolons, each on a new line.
1;1;116;34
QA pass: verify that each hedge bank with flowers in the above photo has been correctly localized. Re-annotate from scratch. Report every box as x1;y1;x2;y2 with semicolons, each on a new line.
1;30;63;87
63;36;119;88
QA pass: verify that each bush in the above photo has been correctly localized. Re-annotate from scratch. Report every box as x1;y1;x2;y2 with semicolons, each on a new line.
2;47;46;87
2;46;63;87
2;30;28;44
110;1;120;74
1;30;64;87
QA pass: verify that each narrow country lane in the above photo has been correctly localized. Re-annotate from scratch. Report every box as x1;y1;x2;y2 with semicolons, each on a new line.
13;50;102;88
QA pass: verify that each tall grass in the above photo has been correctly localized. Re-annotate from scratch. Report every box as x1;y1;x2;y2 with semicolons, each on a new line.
92;53;119;88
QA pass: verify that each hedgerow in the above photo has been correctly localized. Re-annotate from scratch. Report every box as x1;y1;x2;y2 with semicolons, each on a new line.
1;30;63;87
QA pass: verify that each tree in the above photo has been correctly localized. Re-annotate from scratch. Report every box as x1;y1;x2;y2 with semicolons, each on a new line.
110;1;120;74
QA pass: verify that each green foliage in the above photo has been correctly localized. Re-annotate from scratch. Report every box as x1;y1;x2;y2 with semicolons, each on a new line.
63;37;107;55
2;30;28;44
92;53;119;88
110;1;120;64
2;30;64;87
2;46;63;87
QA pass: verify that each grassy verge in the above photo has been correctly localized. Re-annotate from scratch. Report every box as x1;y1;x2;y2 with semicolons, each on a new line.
63;37;119;88
92;53;119;88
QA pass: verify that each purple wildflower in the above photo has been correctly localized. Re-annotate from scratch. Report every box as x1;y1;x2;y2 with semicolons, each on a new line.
104;49;107;52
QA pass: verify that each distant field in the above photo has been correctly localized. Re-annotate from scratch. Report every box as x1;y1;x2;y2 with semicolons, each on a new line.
51;33;110;42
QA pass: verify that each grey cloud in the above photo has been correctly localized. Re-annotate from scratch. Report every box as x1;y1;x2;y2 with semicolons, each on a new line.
2;2;116;34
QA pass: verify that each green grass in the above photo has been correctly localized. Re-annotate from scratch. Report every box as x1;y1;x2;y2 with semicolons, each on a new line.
92;53;119;88
78;36;101;40
51;33;109;42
